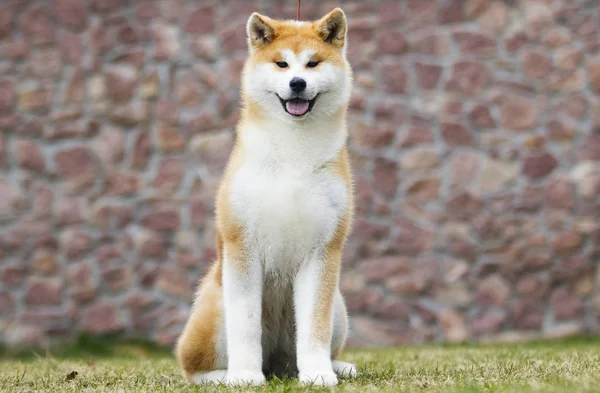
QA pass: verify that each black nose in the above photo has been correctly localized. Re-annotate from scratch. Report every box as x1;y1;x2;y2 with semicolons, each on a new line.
289;77;306;93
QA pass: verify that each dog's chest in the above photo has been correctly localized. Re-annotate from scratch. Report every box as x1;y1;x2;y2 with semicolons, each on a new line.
230;162;347;269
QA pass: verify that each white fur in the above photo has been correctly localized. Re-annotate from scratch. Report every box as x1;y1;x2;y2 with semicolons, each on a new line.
190;370;227;385
244;47;352;124
214;12;356;387
332;360;358;378
223;117;349;385
295;253;338;386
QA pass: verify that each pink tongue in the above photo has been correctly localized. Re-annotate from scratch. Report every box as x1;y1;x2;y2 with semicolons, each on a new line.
286;99;310;115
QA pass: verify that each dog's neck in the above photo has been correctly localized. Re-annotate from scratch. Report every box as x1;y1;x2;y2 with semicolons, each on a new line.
237;101;348;169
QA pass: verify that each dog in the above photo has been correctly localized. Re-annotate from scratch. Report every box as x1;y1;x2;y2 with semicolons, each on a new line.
175;8;356;387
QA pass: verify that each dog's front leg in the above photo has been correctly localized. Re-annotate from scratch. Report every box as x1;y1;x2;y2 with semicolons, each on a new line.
294;249;340;386
222;244;265;386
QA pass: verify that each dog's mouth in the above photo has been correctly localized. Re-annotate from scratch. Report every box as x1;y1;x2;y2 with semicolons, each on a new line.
277;94;318;117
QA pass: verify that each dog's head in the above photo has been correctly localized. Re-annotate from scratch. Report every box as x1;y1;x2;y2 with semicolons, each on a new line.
242;8;352;122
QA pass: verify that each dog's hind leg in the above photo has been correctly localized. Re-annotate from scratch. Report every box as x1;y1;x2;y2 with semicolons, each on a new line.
331;290;357;378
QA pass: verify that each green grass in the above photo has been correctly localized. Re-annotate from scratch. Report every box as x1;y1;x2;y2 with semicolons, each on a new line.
1;336;600;392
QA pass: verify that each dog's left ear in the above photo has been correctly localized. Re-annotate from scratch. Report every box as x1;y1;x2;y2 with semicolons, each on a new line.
315;8;347;48
247;13;276;51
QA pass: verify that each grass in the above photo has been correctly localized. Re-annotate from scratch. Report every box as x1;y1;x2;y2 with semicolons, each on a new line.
1;336;600;393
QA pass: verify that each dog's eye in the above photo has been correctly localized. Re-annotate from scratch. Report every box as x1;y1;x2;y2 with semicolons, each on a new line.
275;61;288;68
307;61;320;68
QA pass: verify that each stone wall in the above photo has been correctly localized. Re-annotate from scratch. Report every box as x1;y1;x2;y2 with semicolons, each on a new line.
1;0;600;348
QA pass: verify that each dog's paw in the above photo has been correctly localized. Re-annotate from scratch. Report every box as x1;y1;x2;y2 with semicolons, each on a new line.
299;370;339;386
226;370;266;386
332;360;358;378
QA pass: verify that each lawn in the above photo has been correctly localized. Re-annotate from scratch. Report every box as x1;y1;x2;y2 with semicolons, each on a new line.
1;337;600;393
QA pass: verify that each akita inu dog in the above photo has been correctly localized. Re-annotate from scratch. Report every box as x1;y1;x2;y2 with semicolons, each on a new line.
176;8;356;387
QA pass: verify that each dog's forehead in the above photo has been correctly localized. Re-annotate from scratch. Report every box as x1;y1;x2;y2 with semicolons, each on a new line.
281;49;315;64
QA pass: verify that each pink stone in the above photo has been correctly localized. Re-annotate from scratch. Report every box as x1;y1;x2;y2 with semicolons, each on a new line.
92;127;124;165
453;32;496;55
446;191;483;220
132;129;151;169
546;178;575;210
445;62;489;95
0;79;15;116
142;206;181;232
117;24;138;44
521;49;552;79
184;6;215;35
135;2;161;23
441;122;475;146
3;40;29;60
410;33;449;55
392;219;434;255
522;152;558;179
439;0;464;24
472;310;506;335
152;158;184;191
0;291;15;313
15;139;45;173
156;267;192;297
53;0;88;31
24;278;62;305
0;179;26;222
102;170;141;197
92;202;132;229
414;63;442;90
379;0;404;24
81;303;123;334
476;275;510;306
372;158;399;197
61;229;93;259
54;146;100;191
105;65;137;103
101;266;131;291
2;264;28;287
90;0;121;13
20;5;55;45
551;287;584;321
64;67;85;104
56;197;85;225
553;231;583;254
450;152;479;186
190;132;234;175
350;123;395;148
438;309;467;343
157;126;186;152
398;126;434;147
381;63;408;93
190;199;206;229
469;103;496;128
406;177;441;200
377;30;408;54
501;96;538;130
220;23;246;54
58;29;84;64
0;5;11;39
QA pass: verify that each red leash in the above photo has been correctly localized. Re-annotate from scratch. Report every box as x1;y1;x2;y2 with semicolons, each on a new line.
297;0;301;20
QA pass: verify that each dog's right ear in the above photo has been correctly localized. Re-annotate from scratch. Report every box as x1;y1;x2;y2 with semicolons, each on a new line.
247;13;276;51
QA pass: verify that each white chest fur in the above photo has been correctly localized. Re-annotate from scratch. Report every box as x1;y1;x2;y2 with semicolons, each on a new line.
229;124;348;273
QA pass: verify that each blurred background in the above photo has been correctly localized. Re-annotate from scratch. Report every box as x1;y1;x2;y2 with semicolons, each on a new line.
0;0;599;349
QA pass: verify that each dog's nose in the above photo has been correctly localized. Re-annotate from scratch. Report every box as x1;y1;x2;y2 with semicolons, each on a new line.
289;77;306;93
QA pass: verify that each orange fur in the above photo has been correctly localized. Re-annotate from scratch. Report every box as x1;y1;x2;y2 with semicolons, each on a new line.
175;261;223;380
313;148;353;345
176;8;354;384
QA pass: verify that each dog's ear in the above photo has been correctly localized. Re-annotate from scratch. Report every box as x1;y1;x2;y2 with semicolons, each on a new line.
247;13;276;51
315;8;347;48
